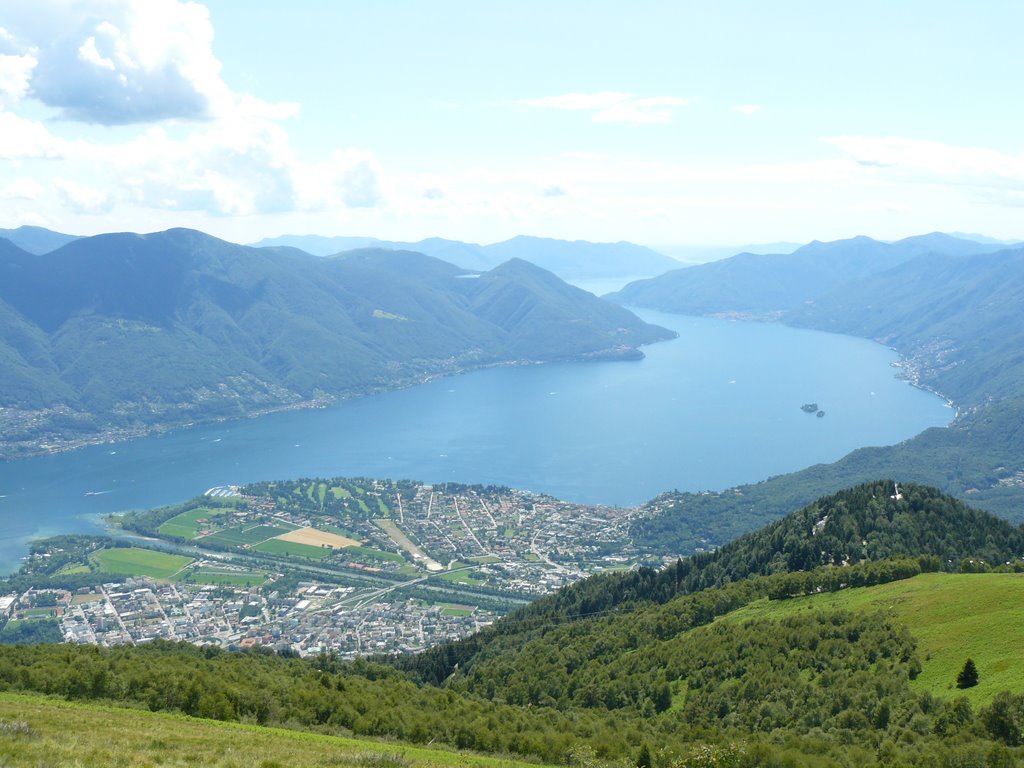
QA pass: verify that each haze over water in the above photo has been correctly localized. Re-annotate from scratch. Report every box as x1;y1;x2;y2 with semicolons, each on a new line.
0;310;953;573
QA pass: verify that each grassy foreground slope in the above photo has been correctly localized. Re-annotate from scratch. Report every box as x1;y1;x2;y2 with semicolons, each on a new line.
723;572;1024;707
0;692;538;768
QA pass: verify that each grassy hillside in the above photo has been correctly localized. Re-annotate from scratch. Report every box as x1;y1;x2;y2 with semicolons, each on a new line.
0;692;541;768
724;572;1024;707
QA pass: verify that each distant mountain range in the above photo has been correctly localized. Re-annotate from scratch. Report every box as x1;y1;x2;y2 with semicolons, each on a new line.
603;230;1024;548
0;225;81;255
0;228;673;457
607;232;1007;316
251;234;682;281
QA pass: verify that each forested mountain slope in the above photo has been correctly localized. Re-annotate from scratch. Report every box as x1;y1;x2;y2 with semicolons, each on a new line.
396;482;1024;684
607;232;1001;315
0;229;672;457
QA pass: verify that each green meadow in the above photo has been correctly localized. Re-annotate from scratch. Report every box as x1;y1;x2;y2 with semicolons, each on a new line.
721;572;1024;706
91;548;194;580
158;507;229;539
253;539;332;560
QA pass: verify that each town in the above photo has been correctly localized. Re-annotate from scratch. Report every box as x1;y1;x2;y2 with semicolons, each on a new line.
1;476;656;655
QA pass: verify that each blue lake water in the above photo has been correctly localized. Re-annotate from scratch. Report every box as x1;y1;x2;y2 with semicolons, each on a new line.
0;310;953;573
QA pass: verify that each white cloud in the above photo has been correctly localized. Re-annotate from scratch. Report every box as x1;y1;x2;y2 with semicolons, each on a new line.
520;91;689;124
0;0;295;125
0;177;44;200
732;104;760;115
0;111;65;159
55;178;113;214
0;52;37;101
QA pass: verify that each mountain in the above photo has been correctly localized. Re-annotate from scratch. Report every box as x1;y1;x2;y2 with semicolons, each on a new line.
613;240;1024;554
251;234;682;281
0;228;673;457
652;240;803;264
787;245;1024;405
607;232;1004;315
480;235;681;280
400;481;1024;685
0;225;81;254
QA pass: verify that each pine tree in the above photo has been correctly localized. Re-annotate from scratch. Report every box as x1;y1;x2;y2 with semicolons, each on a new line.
957;658;979;689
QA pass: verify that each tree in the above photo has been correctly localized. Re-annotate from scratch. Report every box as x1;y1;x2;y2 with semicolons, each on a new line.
957;658;979;689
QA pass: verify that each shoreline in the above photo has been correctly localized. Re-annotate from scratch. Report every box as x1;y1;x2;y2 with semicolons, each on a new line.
0;346;654;463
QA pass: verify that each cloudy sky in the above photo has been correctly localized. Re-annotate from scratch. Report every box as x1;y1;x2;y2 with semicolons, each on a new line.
1;1;1022;248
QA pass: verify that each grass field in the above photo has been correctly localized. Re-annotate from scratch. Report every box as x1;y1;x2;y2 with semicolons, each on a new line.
54;562;90;575
721;572;1024;706
253;538;332;560
91;548;193;580
439;603;477;617
202;524;290;548
158;507;229;539
0;692;545;768
439;570;485;587
345;545;407;564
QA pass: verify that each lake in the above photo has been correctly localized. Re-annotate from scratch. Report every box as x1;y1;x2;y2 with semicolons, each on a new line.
0;310;953;574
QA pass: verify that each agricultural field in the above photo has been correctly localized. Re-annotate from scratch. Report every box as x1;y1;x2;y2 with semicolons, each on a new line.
276;527;359;549
91;548;193;580
253;538;332;560
157;506;229;539
721;572;1024;706
201;524;291;548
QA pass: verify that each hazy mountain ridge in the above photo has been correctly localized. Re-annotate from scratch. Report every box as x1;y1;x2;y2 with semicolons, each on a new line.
607;232;1005;316
252;233;682;281
0;228;673;458
0;226;81;255
787;245;1024;405
607;234;1024;555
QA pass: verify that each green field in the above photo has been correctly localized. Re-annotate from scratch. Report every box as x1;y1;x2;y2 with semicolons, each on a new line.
439;569;485;587
202;524;290;548
439;603;477;617
721;572;1024;706
91;547;193;580
468;555;501;564
54;562;90;575
344;545;406;564
158;506;229;539
0;692;545;768
253;538;332;560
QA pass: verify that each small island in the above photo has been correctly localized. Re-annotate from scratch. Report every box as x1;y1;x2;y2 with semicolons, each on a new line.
801;403;819;413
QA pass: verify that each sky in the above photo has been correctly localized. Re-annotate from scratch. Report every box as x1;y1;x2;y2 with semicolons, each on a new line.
0;0;1022;248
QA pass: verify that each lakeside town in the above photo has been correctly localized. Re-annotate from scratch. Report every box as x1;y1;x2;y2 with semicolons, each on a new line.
2;477;656;655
